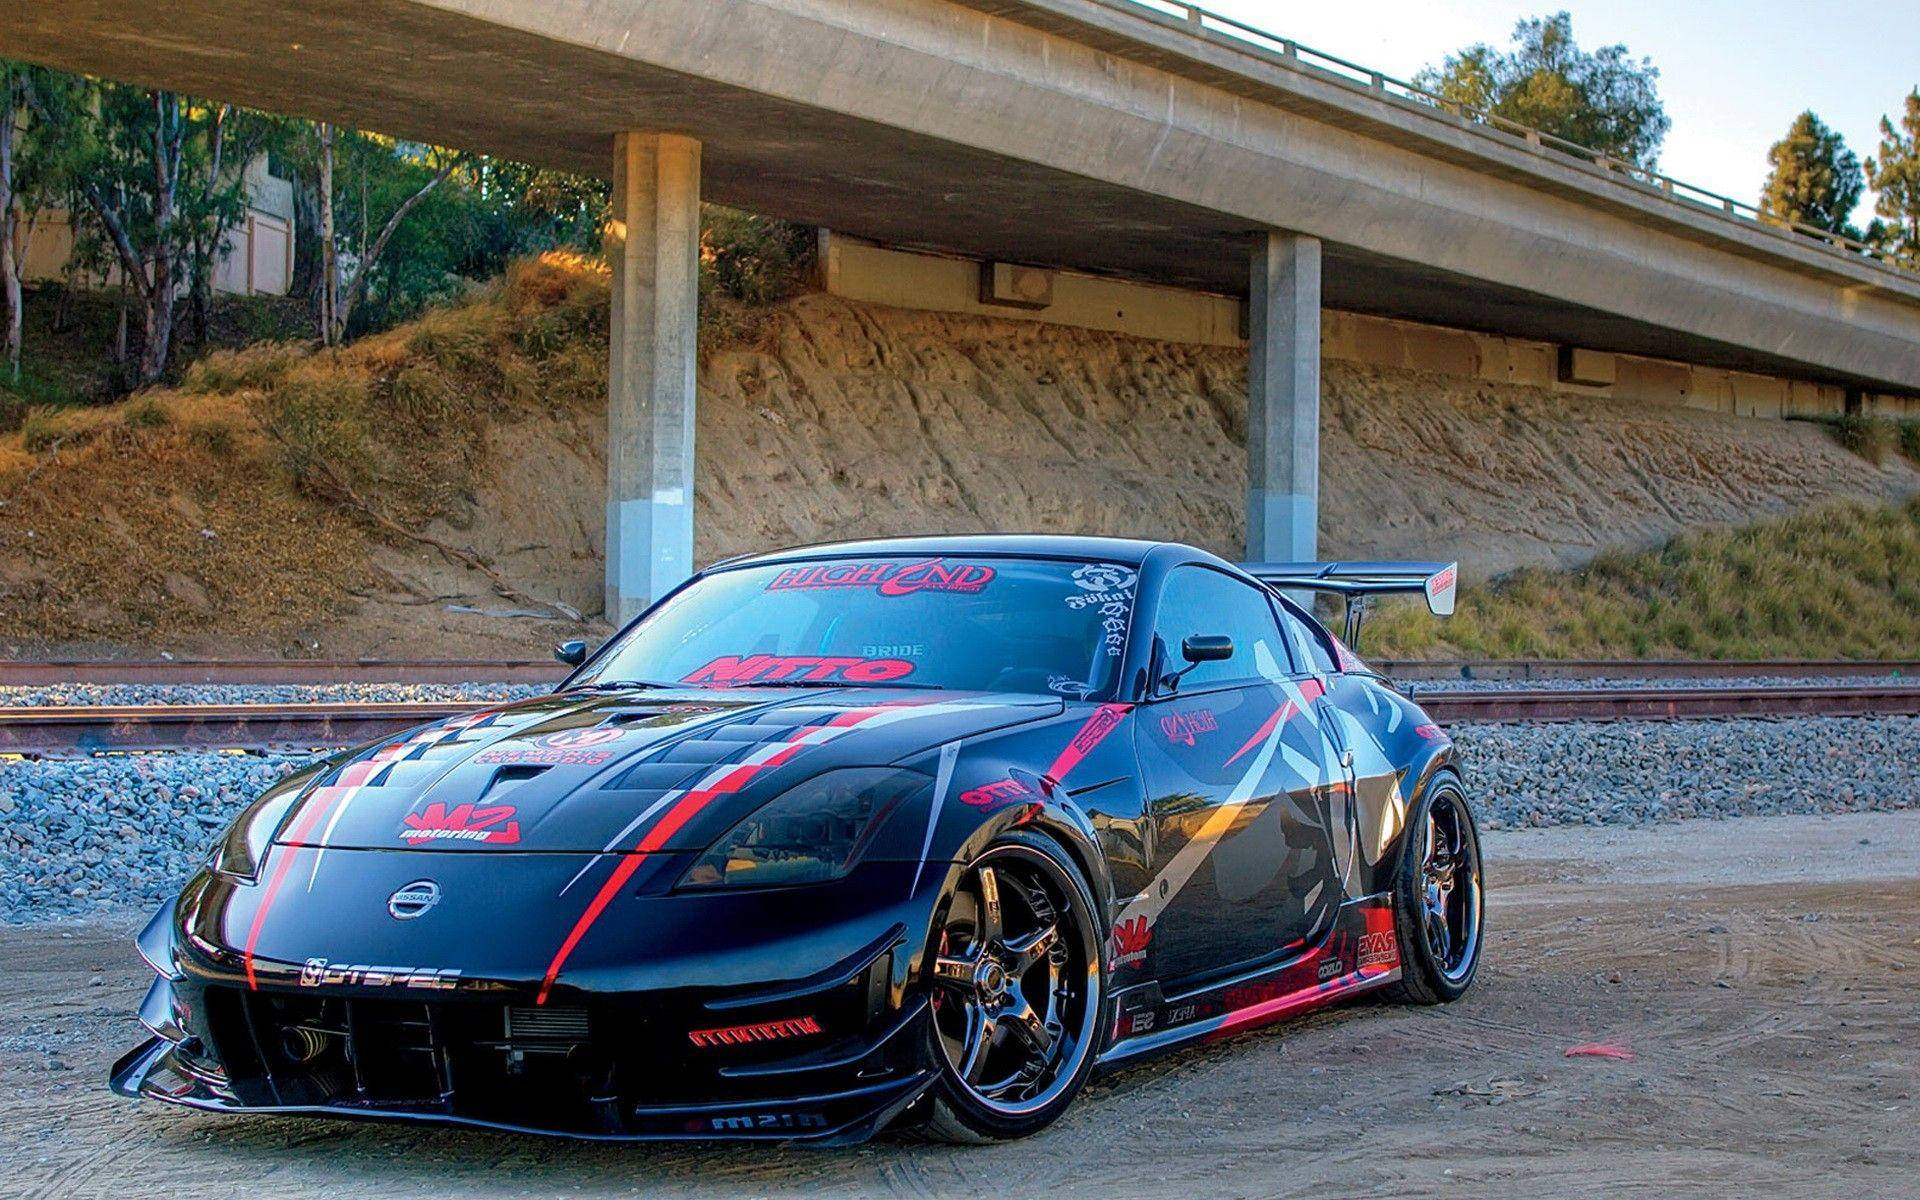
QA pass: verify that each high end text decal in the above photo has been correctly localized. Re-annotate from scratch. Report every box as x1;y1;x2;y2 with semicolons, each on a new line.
766;558;995;596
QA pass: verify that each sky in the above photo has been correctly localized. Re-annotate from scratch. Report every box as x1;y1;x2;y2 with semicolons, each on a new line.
1196;0;1920;228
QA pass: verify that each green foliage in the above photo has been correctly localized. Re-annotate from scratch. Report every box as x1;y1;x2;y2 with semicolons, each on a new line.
1415;11;1670;168
122;396;170;430
1759;111;1864;235
698;208;815;346
1792;412;1895;464
1897;418;1920;465
19;408;65;453
1866;89;1920;266
1365;496;1920;660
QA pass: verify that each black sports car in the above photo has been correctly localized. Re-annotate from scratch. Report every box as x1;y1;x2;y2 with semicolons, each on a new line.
114;535;1483;1143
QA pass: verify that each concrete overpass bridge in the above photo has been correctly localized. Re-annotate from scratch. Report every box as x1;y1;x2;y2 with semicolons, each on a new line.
9;0;1920;622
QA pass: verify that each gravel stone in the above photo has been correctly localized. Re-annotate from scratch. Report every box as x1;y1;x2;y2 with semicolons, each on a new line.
0;682;552;707
2;698;1915;922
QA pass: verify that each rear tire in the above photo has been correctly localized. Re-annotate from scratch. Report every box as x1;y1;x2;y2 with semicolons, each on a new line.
1383;770;1483;1005
923;832;1104;1143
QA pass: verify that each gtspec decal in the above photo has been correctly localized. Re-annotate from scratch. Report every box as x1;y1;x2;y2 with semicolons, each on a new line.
682;654;915;686
401;802;521;845
1111;916;1151;969
1045;703;1133;781
959;777;1040;813
1357;929;1398;971
687;1015;824;1048
299;958;460;990
766;558;995;597
1066;564;1134;657
1159;708;1219;746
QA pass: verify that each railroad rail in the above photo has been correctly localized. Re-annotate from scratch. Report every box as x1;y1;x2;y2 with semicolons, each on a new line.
1;685;1917;756
1;659;1912;688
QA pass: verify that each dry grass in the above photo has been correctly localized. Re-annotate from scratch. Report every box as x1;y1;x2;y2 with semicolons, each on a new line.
1365;495;1920;660
0;253;615;649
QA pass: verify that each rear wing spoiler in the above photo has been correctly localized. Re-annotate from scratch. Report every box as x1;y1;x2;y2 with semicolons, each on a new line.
1239;560;1457;651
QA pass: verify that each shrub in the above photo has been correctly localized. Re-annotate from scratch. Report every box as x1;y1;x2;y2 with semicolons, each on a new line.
1898;418;1920;466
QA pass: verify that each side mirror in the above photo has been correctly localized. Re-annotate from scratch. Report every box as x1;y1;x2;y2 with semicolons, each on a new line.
554;639;589;667
1182;635;1234;663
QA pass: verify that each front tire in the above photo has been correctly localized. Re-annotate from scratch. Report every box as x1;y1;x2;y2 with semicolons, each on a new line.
1384;770;1484;1005
923;832;1104;1143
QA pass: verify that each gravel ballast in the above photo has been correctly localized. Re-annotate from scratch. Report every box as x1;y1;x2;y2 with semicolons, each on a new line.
0;683;552;707
3;715;1917;922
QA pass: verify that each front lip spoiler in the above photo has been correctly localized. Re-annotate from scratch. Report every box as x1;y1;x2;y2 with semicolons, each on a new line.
110;1037;933;1145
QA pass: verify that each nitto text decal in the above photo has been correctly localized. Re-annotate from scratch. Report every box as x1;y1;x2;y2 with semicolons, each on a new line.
683;654;916;685
765;558;995;597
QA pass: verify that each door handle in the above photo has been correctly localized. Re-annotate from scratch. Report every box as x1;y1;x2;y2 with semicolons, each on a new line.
1340;750;1355;770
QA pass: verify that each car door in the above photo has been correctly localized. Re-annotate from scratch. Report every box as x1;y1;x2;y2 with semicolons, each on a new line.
1126;566;1345;988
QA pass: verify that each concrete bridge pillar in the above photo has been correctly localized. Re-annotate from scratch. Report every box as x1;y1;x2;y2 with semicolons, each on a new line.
606;131;702;627
1246;231;1321;564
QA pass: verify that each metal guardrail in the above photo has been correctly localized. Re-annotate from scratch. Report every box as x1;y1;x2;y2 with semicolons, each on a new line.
1105;0;1912;280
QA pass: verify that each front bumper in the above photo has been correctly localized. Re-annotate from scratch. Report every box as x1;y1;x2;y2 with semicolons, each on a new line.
114;871;948;1143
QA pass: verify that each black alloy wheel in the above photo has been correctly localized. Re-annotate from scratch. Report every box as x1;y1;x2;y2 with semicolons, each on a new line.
924;834;1103;1142
1385;772;1484;1004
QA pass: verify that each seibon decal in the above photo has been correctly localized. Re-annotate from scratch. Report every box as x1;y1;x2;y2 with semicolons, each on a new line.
682;655;915;685
401;802;521;845
765;558;995;597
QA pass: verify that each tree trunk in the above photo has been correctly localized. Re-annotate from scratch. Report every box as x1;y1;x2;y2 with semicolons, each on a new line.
0;68;21;384
333;155;456;339
136;91;181;385
317;123;337;345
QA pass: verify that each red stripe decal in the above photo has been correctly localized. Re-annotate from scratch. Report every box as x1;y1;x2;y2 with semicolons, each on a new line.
1044;703;1133;782
1223;700;1295;768
534;702;919;1004
241;783;347;989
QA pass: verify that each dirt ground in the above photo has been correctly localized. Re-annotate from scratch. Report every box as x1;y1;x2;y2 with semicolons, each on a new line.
3;810;1916;1199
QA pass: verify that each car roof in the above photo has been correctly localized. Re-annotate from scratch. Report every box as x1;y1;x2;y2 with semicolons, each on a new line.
710;533;1174;571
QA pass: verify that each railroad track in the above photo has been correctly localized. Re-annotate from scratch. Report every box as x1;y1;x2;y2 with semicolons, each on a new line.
0;658;1913;687
1;684;1917;756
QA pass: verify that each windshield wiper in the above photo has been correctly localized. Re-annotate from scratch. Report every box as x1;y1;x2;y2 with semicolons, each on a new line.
563;679;681;693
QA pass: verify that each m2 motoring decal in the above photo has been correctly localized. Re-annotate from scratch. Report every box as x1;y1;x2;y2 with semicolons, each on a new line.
401;802;522;845
682;655;916;685
765;558;995;596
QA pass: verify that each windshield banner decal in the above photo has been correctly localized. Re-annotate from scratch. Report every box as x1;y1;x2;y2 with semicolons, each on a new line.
765;557;995;597
683;654;917;686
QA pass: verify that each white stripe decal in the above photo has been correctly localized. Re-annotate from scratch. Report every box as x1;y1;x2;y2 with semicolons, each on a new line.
1113;706;1290;932
558;789;685;896
910;741;962;897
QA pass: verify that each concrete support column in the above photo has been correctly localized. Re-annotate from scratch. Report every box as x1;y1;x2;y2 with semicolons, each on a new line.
1246;231;1321;563
606;132;701;626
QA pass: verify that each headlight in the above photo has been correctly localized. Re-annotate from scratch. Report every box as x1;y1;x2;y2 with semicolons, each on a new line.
207;767;321;882
677;768;931;890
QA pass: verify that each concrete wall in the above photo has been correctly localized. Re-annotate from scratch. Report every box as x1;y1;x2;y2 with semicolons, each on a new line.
821;232;1912;420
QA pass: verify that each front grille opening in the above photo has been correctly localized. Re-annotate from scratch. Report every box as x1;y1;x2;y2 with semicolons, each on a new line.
193;963;907;1134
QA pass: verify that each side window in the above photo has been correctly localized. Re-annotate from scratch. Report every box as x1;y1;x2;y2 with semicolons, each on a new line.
1151;566;1295;691
1274;596;1340;675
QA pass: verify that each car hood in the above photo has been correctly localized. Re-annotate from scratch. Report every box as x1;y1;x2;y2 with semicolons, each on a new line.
273;687;1060;854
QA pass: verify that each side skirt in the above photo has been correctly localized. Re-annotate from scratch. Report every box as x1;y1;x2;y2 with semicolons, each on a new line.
1095;895;1400;1070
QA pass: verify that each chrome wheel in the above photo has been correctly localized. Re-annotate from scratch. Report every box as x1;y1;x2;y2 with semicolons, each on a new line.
1419;787;1482;984
929;846;1100;1117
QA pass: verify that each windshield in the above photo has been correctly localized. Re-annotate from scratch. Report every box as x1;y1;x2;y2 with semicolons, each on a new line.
579;555;1139;697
